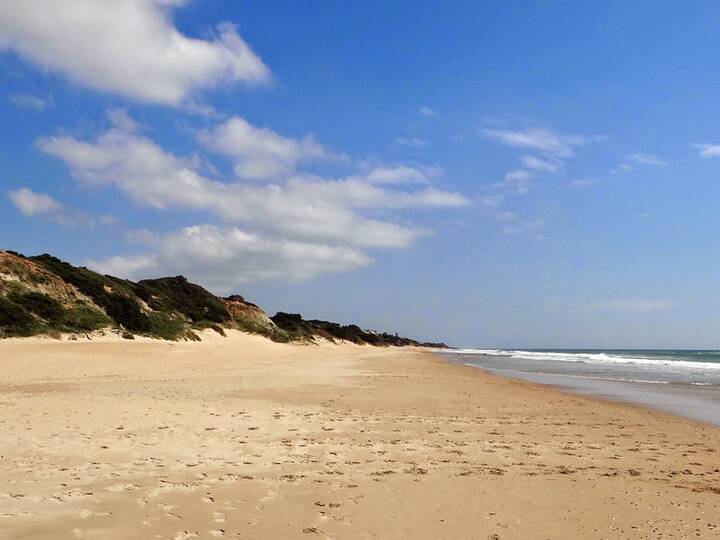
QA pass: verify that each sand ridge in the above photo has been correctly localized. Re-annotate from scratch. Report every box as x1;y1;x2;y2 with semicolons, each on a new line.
0;331;719;539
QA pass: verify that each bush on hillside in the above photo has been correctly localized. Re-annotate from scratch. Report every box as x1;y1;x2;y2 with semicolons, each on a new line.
30;255;151;332
61;302;111;332
8;291;64;322
0;297;38;336
134;276;230;323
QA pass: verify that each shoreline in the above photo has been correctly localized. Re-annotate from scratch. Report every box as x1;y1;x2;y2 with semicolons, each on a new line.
436;349;720;428
429;349;720;430
2;333;719;538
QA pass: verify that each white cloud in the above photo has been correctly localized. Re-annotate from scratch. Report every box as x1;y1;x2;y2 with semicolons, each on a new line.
0;1;270;105
7;93;51;110
198;116;338;179
611;153;667;174
624;153;667;167
520;154;561;173
362;165;439;185
394;136;428;148
481;127;592;158
594;298;674;313
7;186;114;227
90;254;156;278
695;143;720;159
38;119;468;252
504;170;534;182
107;107;141;132
88;224;372;291
285;176;468;210
8;187;61;216
418;106;437;117
501;170;535;195
480;125;600;232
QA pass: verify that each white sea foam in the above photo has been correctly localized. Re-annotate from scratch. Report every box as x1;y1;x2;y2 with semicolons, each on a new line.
444;348;720;372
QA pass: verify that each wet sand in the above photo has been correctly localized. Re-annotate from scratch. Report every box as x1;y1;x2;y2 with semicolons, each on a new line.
1;331;719;539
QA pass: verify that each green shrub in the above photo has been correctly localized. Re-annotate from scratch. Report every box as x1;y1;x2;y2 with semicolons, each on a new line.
135;276;230;323
31;255;150;331
61;302;110;332
146;312;186;340
0;297;38;336
8;291;64;322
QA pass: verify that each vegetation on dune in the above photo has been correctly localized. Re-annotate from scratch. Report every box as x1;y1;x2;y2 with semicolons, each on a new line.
8;290;64;321
0;291;110;338
0;296;38;336
232;317;290;342
0;250;446;346
223;294;290;342
60;302;111;332
30;254;151;332
270;312;448;347
133;276;230;324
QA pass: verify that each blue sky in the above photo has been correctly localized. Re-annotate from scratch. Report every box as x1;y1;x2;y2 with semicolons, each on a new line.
2;1;720;348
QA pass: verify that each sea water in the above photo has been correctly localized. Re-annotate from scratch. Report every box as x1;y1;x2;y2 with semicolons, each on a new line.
435;349;720;426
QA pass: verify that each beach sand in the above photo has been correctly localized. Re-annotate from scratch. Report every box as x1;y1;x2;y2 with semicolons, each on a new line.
1;331;718;539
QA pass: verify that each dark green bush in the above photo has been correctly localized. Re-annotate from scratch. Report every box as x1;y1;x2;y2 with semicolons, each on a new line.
146;312;186;340
135;276;230;323
61;302;110;332
8;291;64;322
0;297;37;336
31;255;150;331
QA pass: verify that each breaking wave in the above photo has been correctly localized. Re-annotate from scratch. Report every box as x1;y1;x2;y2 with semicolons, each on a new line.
444;349;720;372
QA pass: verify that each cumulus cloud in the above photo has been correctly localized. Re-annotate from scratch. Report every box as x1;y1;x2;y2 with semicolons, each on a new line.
624;153;667;167
38;126;467;248
106;107;141;132
481;127;592;158
7;93;51;111
0;0;270;105
89;254;157;279
418;106;437;117
7;186;114;227
362;165;439;185
593;298;674;313
695;143;720;158
87;224;372;291
520;154;561;173
8;187;62;216
198;116;339;179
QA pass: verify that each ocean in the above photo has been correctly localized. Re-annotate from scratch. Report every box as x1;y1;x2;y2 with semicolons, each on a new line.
436;349;720;426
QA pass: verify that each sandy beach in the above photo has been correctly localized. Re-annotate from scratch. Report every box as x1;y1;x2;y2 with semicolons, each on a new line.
1;332;719;539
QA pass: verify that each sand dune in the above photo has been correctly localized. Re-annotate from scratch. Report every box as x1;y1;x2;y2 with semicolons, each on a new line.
1;331;719;539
